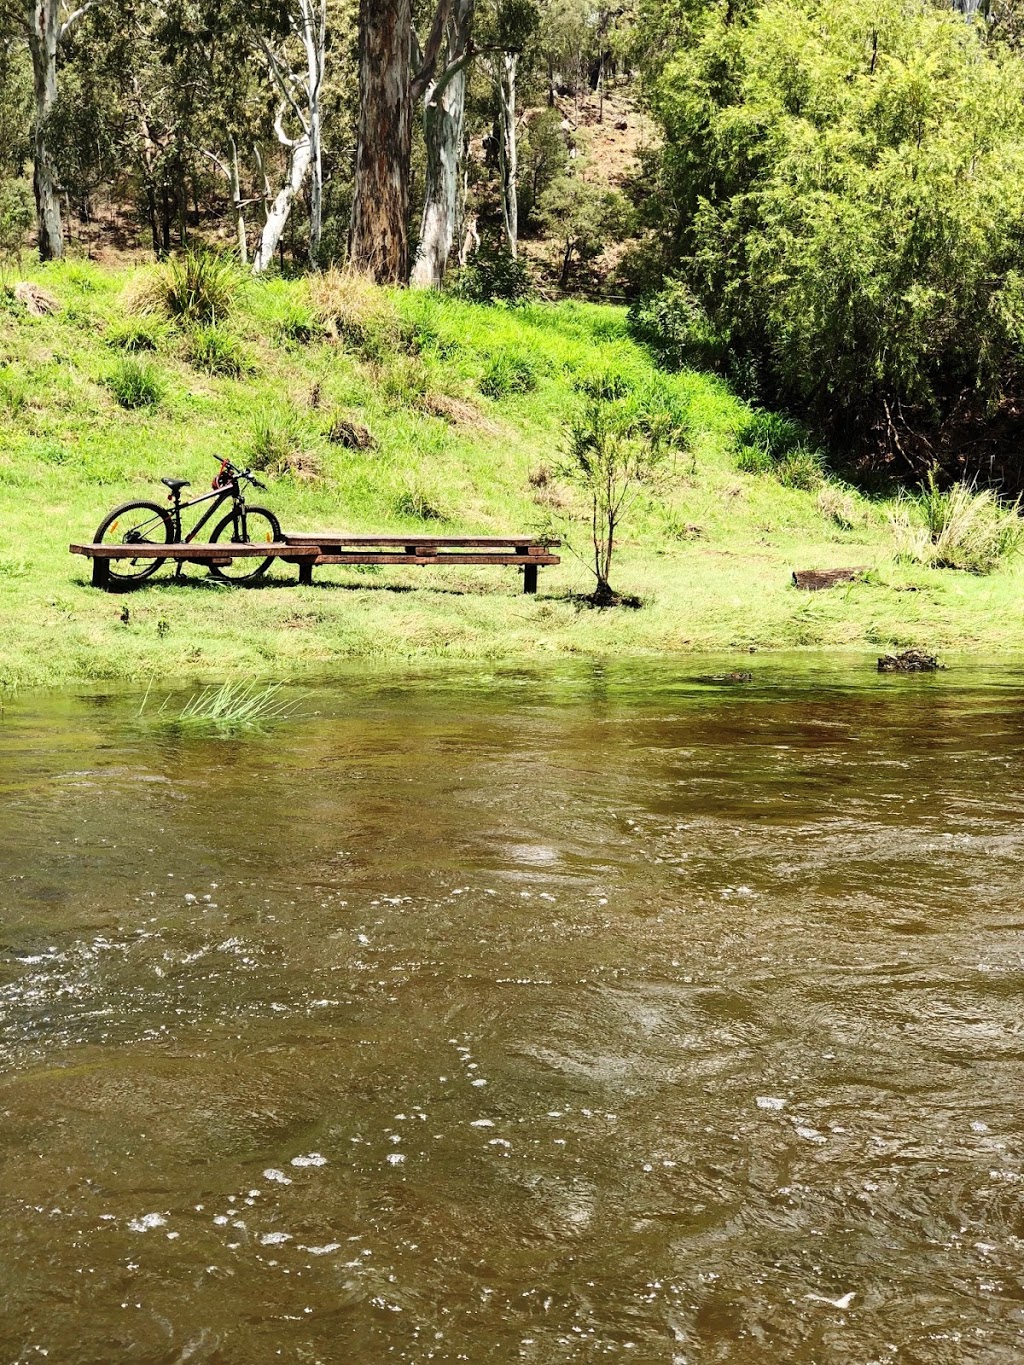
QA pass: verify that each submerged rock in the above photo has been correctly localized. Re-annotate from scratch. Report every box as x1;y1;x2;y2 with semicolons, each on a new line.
878;649;941;673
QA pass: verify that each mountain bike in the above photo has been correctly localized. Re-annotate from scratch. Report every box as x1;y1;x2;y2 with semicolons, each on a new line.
93;456;282;586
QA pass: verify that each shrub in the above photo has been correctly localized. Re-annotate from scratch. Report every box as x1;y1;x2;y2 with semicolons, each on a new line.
107;357;162;409
627;280;728;373
479;350;539;399
644;0;1024;470
187;325;251;377
450;240;533;305
0;178;33;261
889;476;1023;573
139;249;240;326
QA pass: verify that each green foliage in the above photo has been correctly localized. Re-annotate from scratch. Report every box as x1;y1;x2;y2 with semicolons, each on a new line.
628;280;727;372
538;171;633;288
141;250;240;327
187;325;251;377
644;0;1024;466
107;357;163;409
451;240;533;305
519;108;570;224
888;475;1023;574
558;366;684;599
247;404;308;473
0;365;28;416
735;407;824;487
0;178;33;260
479;350;540;399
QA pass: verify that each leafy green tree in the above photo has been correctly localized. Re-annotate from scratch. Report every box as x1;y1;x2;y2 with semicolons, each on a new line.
537;165;631;286
642;0;1024;474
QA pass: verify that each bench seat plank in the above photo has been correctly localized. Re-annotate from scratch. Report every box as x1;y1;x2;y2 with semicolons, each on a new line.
71;542;318;559
311;552;560;566
285;533;561;548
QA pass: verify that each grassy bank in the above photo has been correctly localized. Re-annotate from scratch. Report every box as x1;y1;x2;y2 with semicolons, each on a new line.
1;259;1022;691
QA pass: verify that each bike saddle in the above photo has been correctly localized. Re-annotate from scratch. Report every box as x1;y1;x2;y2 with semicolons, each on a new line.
161;477;190;492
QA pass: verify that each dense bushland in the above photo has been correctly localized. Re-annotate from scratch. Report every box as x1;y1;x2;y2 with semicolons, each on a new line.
635;0;1024;484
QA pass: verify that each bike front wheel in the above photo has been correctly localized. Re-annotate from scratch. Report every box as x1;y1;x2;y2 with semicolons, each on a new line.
208;505;282;584
93;500;174;584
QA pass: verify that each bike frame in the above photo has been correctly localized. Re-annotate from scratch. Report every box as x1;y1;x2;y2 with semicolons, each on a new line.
127;473;257;544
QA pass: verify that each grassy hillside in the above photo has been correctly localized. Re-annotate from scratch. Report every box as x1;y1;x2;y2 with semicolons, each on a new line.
0;259;1021;691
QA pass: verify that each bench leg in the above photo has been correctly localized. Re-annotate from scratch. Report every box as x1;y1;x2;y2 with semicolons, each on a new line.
298;561;314;586
523;563;538;595
91;558;111;591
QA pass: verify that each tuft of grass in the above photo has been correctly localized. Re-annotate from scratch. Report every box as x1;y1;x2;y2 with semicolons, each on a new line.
888;475;1023;574
479;350;540;399
309;268;412;361
817;484;859;530
0;366;28;416
247;404;318;479
138;679;300;735
776;448;824;491
391;480;448;522
186;324;252;377
107;356;163;409
105;318;164;353
137;249;241;327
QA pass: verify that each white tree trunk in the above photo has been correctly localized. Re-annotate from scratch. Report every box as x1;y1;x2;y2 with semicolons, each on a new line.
228;136;247;264
26;0;63;260
252;123;312;273
411;0;474;289
296;0;325;262
411;66;468;288
496;51;519;258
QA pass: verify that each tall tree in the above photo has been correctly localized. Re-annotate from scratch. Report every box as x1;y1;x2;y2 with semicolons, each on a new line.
410;0;475;288
349;0;449;283
0;0;99;259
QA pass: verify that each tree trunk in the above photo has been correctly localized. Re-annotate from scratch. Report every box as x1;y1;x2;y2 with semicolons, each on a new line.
496;51;519;258
350;0;412;283
229;135;247;265
411;0;474;289
252;126;313;273
297;0;326;263
27;0;63;261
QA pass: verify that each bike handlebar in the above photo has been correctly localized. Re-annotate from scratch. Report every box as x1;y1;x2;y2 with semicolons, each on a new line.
211;454;266;490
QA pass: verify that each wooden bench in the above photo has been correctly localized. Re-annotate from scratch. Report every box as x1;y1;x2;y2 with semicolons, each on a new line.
283;533;561;594
70;541;318;591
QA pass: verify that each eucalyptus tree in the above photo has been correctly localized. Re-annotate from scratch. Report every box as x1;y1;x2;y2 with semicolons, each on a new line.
0;0;103;259
410;0;476;288
349;0;450;283
480;0;538;259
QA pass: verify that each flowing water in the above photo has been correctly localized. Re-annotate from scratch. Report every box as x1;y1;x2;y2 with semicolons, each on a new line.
1;659;1023;1364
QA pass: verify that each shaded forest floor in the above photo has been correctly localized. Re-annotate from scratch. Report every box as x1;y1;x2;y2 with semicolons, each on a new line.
1;259;1023;691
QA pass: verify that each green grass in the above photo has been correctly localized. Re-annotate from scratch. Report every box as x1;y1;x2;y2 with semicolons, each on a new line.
2;258;1024;691
138;678;299;734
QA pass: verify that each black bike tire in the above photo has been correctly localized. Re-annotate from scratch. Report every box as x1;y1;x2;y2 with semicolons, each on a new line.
208;505;282;584
93;500;174;583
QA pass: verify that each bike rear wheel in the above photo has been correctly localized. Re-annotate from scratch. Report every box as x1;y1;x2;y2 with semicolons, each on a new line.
208;506;282;584
93;501;174;584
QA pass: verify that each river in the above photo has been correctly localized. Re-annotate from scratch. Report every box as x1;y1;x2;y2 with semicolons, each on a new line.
1;659;1022;1362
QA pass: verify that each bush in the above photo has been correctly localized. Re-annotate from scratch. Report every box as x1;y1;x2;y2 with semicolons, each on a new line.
644;0;1024;471
628;280;728;373
450;240;533;305
139;249;240;327
479;350;540;399
0;178;33;261
107;357;162;409
187;325;251;377
889;476;1023;573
